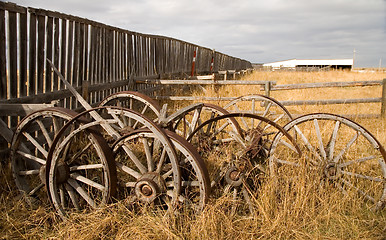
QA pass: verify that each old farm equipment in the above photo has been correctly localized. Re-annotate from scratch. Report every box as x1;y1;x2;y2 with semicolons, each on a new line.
2;60;385;219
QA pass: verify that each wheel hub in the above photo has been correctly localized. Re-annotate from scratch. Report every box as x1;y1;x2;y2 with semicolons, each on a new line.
225;166;244;187
55;162;70;184
135;172;166;203
323;162;341;180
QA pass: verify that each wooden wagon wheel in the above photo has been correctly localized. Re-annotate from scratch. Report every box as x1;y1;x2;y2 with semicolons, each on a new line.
98;91;161;122
224;94;293;126
10;107;78;205
269;113;386;211
112;129;210;213
187;113;300;215
45;106;181;217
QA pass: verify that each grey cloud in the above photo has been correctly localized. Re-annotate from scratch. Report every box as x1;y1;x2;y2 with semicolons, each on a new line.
9;0;386;67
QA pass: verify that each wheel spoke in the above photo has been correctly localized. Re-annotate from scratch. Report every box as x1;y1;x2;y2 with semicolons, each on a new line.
278;138;298;153
22;132;48;158
271;156;300;167
110;112;125;128
116;162;141;179
16;150;46;165
340;178;376;203
70;173;106;191
64;183;80;210
156;147;167;173
122;144;147;174
142;138;154;172
18;169;40;175
242;186;254;214
124;181;136;188
60;185;66;209
36;119;53;147
67;178;97;208
28;183;44;196
52;115;61;134
67;142;92;165
162;168;174;179
231;188;238;215
181;181;200;187
314;119;327;160
333;132;359;163
189;108;202;136
339;155;378;168
70;164;104;171
327;121;340;161
341;170;383;182
294;125;321;163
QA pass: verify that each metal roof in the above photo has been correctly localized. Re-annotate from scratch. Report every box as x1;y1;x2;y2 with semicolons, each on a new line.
263;59;353;68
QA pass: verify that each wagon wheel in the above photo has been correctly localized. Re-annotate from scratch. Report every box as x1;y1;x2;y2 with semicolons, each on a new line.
187;113;300;215
164;102;241;139
99;91;161;122
112;129;210;213
10;107;78;205
224;94;293;126
45;106;180;217
269;113;386;211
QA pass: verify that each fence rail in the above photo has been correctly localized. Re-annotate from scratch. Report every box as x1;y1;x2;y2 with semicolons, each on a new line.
150;79;386;118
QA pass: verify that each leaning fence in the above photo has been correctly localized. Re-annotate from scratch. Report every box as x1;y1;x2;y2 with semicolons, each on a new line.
0;2;251;109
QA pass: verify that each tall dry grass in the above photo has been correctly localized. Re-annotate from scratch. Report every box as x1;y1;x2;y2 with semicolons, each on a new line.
1;70;385;239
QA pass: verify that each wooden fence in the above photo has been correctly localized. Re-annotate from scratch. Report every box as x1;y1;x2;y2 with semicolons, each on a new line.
0;2;251;109
0;2;252;155
146;79;386;118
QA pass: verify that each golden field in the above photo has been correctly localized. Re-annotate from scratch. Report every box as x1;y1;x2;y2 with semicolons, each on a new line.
1;70;385;239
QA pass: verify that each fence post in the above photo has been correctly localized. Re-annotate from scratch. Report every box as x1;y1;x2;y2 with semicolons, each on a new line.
264;81;271;97
381;78;386;118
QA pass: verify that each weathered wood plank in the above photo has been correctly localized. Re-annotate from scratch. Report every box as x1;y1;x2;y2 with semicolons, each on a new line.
72;21;80;108
83;23;89;82
0;79;130;104
135;79;275;85
37;14;45;94
271;80;383;91
0;9;6;99
8;11;17;99
19;12;28;97
65;20;74;109
53;17;60;91
60;19;67;89
28;12;37;96
45;16;53;92
0;103;56;116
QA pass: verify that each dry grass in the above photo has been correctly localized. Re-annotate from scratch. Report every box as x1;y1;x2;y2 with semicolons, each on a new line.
1;70;386;239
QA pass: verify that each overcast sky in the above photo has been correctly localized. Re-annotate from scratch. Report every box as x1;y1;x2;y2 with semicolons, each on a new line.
10;0;386;67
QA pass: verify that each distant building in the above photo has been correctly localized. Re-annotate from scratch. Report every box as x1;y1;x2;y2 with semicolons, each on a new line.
263;59;353;71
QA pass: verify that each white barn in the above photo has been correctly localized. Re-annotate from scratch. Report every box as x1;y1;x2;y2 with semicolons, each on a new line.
263;59;353;70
